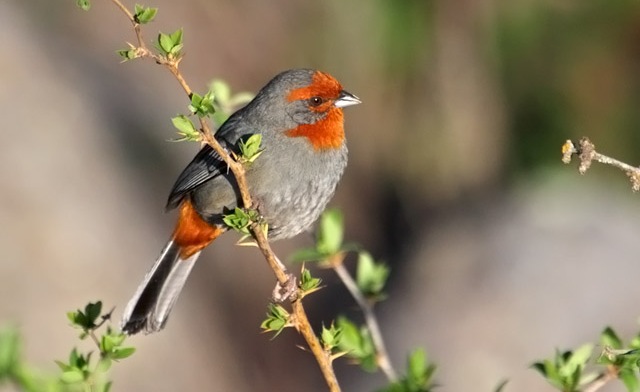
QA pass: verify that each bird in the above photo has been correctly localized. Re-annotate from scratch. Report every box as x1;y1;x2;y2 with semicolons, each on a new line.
121;69;361;334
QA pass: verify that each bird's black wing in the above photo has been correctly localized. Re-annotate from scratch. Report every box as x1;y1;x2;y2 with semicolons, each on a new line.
165;143;230;210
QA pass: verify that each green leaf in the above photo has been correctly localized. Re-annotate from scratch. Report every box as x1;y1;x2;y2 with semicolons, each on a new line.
260;304;290;338
98;357;112;372
108;331;126;347
336;316;362;355
188;92;203;113
112;347;136;360
240;134;262;159
170;115;200;142
66;311;77;324
116;48;137;61
170;29;183;46
68;310;86;328
321;323;342;350
85;301;102;326
157;30;183;56
601;326;623;349
202;90;216;115
300;268;322;293
55;360;70;372
69;348;90;370
534;346;593;391
168;29;184;56
316;209;344;255
289;247;327;263
360;354;378;373
212;111;230;128
407;348;427;386
356;251;390;297
69;302;102;330
0;326;20;376
189;90;216;117
103;381;113;392
229;92;255;107
60;369;84;384
379;348;436;392
336;316;376;371
237;134;264;163
157;32;173;55
133;4;158;24
68;348;79;367
207;79;254;122
101;334;115;353
620;368;640;392
210;79;231;106
531;362;546;377
76;0;91;11
222;208;260;234
532;357;562;389
562;344;592;378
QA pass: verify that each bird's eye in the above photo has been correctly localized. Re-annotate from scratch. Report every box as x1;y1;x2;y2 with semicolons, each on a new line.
308;96;324;107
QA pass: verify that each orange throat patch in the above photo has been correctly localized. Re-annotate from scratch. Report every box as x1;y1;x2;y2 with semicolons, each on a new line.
285;108;345;150
172;199;223;258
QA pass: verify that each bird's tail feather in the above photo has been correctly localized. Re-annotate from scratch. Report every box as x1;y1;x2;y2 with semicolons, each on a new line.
121;240;200;335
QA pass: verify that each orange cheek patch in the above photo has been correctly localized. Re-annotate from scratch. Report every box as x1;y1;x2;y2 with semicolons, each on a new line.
287;71;342;102
172;199;223;258
285;108;345;150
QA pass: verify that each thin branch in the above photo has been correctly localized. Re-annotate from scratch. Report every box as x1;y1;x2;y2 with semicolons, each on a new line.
250;223;290;285
105;1;339;390
292;301;340;392
110;0;251;208
562;137;640;191
88;330;101;350
582;366;618;392
330;255;398;382
110;0;134;23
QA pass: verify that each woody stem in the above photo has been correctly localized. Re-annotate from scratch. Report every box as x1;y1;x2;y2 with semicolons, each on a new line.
331;256;398;382
293;300;341;392
108;1;341;390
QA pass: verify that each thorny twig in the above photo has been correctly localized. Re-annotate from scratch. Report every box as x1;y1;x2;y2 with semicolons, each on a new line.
107;1;340;390
582;365;618;392
328;254;398;382
562;137;640;191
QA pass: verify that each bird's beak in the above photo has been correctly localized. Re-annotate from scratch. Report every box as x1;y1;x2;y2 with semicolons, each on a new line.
335;90;361;108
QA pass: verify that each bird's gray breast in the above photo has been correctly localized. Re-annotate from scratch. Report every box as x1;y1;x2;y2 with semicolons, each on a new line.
247;136;348;240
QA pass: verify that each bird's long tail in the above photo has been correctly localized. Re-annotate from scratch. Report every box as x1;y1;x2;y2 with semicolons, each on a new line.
121;200;223;335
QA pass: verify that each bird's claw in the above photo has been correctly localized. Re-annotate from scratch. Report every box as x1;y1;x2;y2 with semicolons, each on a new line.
272;274;298;302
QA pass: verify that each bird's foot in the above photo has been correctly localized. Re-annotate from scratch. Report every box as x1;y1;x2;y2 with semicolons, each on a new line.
272;273;298;302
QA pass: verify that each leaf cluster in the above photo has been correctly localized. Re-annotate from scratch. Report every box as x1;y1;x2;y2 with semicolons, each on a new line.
533;344;595;392
534;326;640;392
222;207;263;236
0;302;134;392
380;349;437;392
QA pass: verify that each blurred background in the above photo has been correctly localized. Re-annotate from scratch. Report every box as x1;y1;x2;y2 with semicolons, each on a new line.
2;0;640;391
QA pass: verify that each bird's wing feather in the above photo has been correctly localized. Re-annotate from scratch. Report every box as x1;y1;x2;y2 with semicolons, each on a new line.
165;110;257;210
165;144;229;210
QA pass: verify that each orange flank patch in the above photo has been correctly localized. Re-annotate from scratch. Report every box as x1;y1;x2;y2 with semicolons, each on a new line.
287;71;343;103
285;108;345;150
172;199;223;258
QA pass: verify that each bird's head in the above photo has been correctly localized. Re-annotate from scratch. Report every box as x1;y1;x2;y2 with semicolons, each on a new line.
255;69;360;150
